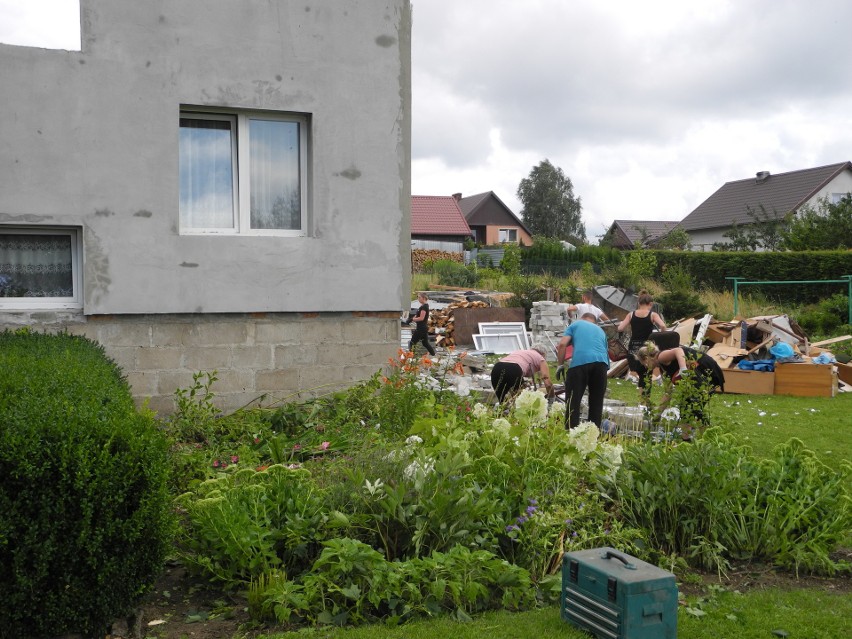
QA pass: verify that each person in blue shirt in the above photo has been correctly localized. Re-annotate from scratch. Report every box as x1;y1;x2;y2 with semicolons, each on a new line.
556;313;610;429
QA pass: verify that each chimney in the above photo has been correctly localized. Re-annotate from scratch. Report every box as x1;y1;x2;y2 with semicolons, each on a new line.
755;171;770;183
452;193;462;201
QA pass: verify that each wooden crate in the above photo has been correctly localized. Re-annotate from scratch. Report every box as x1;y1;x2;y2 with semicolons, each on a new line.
774;363;837;398
722;369;775;395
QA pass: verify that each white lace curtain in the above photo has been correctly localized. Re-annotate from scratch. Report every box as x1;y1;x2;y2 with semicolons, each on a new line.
0;234;73;297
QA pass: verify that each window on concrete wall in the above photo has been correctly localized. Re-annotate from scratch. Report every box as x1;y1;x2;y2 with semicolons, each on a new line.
499;228;518;243
179;109;309;235
830;192;850;204
0;228;82;309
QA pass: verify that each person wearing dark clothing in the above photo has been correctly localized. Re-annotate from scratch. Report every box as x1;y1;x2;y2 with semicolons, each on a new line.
556;313;610;429
617;290;666;395
405;292;435;356
490;344;553;404
637;342;725;431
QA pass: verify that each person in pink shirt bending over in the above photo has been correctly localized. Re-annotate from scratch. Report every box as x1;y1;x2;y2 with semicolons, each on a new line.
490;344;554;404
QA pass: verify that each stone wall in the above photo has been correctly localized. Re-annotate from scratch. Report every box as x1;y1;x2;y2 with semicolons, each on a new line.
0;311;399;415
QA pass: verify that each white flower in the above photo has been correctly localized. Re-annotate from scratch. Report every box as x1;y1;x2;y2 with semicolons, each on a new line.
514;389;549;425
491;418;511;434
403;458;435;481
472;403;490;419
405;435;424;446
568;422;600;457
548;401;566;417
599;442;623;469
660;407;680;422
364;478;384;496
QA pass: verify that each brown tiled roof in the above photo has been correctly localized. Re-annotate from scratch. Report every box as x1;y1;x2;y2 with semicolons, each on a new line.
680;162;852;231
457;191;532;235
609;220;680;248
411;195;471;236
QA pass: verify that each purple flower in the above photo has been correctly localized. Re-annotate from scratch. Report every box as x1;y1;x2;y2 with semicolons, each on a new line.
572;531;578;538
505;524;520;532
528;498;538;506
565;519;573;526
516;516;528;525
526;505;538;515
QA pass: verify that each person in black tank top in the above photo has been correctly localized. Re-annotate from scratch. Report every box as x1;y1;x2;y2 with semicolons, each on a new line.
617;291;666;396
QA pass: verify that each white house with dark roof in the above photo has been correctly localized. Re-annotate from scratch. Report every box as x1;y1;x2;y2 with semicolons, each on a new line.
680;162;852;251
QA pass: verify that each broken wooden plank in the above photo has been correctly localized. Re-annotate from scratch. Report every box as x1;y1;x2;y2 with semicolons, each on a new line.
810;335;852;348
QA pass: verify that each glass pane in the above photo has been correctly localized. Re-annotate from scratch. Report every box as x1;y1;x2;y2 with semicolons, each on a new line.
249;119;301;230
179;117;236;230
0;234;73;298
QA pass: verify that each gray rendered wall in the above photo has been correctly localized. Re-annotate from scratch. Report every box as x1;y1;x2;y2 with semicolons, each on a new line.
0;0;412;412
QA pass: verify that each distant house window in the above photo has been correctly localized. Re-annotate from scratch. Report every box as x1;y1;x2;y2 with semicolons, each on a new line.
830;192;850;204
0;228;81;309
499;228;518;243
179;110;309;235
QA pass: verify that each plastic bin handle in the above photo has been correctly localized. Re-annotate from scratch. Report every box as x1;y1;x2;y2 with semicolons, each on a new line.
602;550;637;570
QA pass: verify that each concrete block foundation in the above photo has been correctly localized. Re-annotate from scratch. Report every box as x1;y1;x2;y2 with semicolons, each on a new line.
0;311;399;416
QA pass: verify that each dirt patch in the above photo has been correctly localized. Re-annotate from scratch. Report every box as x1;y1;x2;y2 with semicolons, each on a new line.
109;553;852;639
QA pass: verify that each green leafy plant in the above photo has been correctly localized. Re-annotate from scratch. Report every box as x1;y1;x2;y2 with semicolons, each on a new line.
0;331;174;639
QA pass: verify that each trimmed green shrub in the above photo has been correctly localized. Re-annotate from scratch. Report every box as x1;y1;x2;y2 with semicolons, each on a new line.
433;259;479;287
0;330;173;639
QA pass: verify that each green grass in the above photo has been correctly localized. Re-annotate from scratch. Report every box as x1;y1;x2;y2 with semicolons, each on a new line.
605;377;852;472
265;586;852;638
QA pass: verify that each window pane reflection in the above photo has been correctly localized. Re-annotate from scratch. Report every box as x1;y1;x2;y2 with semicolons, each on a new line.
179;117;236;230
250;119;301;230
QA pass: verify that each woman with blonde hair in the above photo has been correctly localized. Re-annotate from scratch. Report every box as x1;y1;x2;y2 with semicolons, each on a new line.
637;341;725;431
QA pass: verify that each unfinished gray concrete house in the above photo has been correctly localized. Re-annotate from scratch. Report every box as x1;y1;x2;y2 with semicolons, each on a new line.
0;0;412;414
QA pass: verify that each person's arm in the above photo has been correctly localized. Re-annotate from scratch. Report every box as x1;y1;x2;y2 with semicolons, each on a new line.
658;347;687;371
651;312;667;331
599;311;610;322
566;304;578;313
617;312;632;332
410;308;427;323
537;359;554;395
556;335;572;365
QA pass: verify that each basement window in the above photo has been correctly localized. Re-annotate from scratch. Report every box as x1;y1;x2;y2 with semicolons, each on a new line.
179;109;309;235
0;228;82;309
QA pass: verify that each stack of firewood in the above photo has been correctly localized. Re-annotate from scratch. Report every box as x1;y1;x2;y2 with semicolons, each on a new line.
429;299;489;348
411;249;463;273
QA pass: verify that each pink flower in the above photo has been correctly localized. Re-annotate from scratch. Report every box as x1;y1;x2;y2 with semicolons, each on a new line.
212;460;220;468
293;444;302;451
253;437;261;444
231;455;239;464
319;441;331;450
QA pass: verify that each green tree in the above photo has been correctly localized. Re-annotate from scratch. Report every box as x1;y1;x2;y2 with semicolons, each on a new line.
713;205;788;251
517;159;586;242
656;226;692;250
783;195;852;250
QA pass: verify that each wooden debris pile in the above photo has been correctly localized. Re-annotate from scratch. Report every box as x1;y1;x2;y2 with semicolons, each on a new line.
429;299;490;348
411;249;463;273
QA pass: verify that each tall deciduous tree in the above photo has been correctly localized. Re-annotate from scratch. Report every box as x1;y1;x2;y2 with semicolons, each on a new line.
517;159;586;243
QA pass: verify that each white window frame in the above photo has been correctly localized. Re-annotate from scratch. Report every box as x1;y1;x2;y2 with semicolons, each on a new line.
179;108;309;236
830;192;850;205
499;228;518;243
0;227;83;310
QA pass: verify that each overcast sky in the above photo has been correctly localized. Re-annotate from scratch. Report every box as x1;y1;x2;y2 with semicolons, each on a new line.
4;0;852;240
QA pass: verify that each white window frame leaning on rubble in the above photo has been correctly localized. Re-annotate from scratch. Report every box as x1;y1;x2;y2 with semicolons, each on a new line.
179;108;309;236
0;227;83;310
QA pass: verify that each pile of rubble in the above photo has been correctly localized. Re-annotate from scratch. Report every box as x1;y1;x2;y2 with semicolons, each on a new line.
636;313;852;397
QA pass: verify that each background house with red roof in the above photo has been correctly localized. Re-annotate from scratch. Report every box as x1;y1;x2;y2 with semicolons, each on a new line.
456;191;533;246
411;195;472;253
